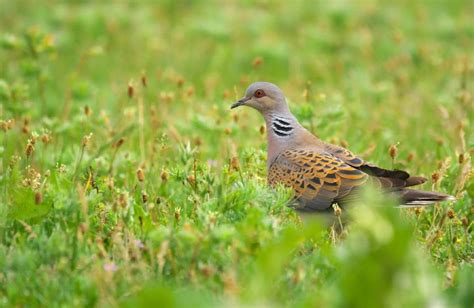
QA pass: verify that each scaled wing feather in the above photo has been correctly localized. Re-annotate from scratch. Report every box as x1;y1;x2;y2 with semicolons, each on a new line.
268;149;368;210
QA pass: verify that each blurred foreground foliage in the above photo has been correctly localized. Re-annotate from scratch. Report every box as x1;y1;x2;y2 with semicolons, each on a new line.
0;0;473;307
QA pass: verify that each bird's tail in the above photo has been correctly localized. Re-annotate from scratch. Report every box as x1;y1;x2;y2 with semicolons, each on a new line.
397;189;455;207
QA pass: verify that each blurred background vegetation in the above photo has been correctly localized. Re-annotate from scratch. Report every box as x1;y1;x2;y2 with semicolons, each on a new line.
0;0;473;307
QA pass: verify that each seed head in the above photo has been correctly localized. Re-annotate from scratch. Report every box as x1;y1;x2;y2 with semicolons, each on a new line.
200;264;215;278
252;56;263;69
209;212;217;225
223;90;230;99
224;127;231;135
230;156;240;171
302;88;309;102
161;170;169;182
186;86;194;97
176;77;185;88
431;172;441;183
136;168;145;182
461;217;469;227
26;141;34;158
82;133;93;147
128;82;134;98
35;192;43;204
9;155;21;168
187;174;196;186
174;207;181;221
458;153;465;164
115;138;125;148
0;120;8;132
332;204;342;216
447;208;455;219
7;119;15;129
435;137;444;146
142;192;148;203
57;163;67;173
41;133;51;144
194;137;202;147
259;125;266;135
84;105;92;116
389;144;398;160
407;152;414;162
317;93;327;101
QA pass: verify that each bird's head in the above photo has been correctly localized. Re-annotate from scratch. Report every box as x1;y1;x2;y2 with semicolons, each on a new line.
231;82;289;114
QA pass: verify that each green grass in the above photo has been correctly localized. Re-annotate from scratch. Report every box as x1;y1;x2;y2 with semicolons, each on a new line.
0;1;473;307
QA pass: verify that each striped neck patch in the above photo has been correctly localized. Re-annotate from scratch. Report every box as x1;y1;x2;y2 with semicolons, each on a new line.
271;117;294;137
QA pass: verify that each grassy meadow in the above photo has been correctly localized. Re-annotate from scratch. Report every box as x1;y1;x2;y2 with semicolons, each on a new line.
0;1;473;307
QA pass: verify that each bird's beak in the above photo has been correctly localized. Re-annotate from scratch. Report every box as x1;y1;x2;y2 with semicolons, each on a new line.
230;97;250;109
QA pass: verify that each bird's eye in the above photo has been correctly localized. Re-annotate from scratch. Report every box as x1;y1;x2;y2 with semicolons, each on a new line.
254;89;265;98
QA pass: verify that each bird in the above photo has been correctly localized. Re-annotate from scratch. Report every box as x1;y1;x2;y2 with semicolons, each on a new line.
231;81;455;213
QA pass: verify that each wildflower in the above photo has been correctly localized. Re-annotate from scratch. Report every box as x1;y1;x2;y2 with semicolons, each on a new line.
134;239;145;250
103;262;118;272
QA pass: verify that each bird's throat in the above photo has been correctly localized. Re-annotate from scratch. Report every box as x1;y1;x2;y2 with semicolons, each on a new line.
265;115;296;169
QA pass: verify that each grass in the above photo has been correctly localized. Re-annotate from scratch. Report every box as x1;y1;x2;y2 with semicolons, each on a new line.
0;1;473;307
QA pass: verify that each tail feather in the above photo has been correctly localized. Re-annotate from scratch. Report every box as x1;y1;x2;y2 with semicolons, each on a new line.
404;176;427;187
398;189;455;207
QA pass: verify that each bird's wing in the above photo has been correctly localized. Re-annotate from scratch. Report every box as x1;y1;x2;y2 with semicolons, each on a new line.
322;143;424;184
268;149;369;211
323;143;365;167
